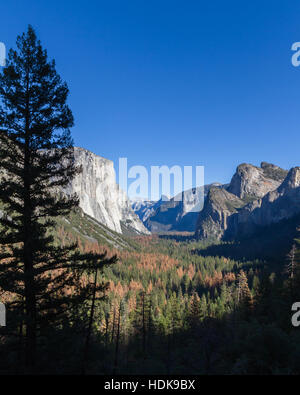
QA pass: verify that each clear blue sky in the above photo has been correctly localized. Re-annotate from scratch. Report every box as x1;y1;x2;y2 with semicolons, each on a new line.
1;0;300;194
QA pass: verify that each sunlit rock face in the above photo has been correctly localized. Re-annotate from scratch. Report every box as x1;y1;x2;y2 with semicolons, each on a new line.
63;147;149;235
226;167;300;239
195;186;245;240
195;162;294;240
226;162;285;199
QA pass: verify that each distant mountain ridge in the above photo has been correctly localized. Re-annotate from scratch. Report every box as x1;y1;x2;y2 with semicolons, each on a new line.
132;184;221;233
131;198;164;223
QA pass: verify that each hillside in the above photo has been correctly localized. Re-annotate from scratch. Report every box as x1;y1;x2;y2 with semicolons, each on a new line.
54;207;139;251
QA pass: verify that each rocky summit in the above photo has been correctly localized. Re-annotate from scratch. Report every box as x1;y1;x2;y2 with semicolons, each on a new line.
226;162;287;199
195;162;291;240
225;166;300;239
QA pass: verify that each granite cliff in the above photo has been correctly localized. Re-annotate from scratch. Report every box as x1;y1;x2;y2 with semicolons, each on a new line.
226;167;300;239
195;162;290;240
63;147;149;235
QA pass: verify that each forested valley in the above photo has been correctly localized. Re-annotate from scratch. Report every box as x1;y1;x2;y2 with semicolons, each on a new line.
2;218;300;374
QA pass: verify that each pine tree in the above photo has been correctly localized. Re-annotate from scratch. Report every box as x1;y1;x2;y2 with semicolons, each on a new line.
286;244;297;279
0;26;115;372
237;270;253;316
285;235;300;300
132;291;152;357
188;291;201;328
294;236;300;289
252;275;260;296
81;254;117;374
199;294;207;320
113;300;122;375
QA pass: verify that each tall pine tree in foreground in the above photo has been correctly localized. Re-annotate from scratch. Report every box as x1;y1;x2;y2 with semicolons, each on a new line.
0;26;116;373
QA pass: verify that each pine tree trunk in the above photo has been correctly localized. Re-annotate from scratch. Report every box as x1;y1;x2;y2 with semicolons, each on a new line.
17;318;24;373
82;266;98;374
113;303;121;375
24;90;37;372
147;300;152;353
142;292;146;356
111;307;116;342
24;207;36;371
105;315;109;349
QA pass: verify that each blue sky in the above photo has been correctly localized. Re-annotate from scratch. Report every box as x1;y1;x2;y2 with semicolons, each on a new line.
1;0;300;197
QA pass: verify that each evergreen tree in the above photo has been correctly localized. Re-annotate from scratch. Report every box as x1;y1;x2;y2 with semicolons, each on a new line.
0;26;115;372
199;294;207;320
285;235;300;300
188;291;201;328
237;270;253;316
